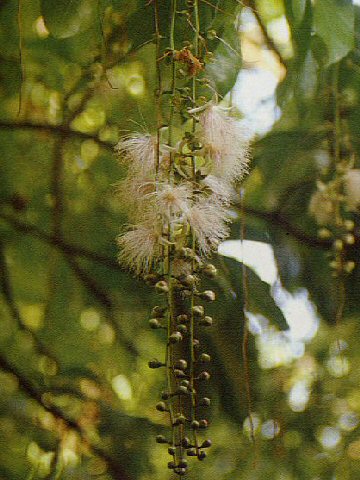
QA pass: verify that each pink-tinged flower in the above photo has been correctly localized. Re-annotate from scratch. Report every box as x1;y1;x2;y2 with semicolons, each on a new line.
201;175;234;205
345;169;360;211
199;104;251;182
186;197;231;255
117;221;162;275
115;133;157;176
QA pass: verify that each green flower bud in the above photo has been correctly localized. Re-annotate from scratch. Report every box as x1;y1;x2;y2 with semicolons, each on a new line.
177;314;189;323
199;419;208;429
168;446;176;455
156;401;168;412
198;451;207;460
178;459;188;468
182;437;191;448
156;435;167;444
199;397;211;407
168;461;176;469
174;415;186;426
174;468;187;476
187;448;197;456
192;305;204;317
177;324;188;334
202;263;217;278
191;420;200;430
169;332;183;343
198;371;210;381
176;385;189;395
199;353;211;362
175;359;188;370
148;360;165;369
199;290;216;302
207;29;217;40
199;316;213;327
155;280;169;294
149;318;162;329
201;439;212;448
152;306;167;317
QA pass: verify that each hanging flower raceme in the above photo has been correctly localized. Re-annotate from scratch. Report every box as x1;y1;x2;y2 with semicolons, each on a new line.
114;2;251;477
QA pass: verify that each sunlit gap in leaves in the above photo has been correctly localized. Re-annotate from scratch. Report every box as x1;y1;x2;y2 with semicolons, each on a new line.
218;240;320;413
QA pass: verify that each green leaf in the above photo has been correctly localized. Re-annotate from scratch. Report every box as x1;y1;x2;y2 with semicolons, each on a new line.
313;0;354;66
292;0;307;25
40;0;97;39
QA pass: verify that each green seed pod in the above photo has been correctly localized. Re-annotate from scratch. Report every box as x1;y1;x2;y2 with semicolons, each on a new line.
169;332;183;343
156;401;168;412
202;263;217;278
199;353;211;362
148;360;165;369
199;316;213;327
201;439;212;448
198;451;207;460
198;371;210;381
155;280;169;294
156;435;168;444
199;419;208;429
149;318;162;329
192;305;204;317
175;359;188;370
199;397;211;407
199;290;216;302
187;448;197;456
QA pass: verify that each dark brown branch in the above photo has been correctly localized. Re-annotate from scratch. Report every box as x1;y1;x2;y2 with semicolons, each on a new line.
0;211;120;270
0;121;114;152
0;353;130;480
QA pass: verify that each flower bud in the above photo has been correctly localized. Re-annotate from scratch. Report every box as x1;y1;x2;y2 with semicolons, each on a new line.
201;439;212;448
168;446;176;455
155;280;169;294
149;318;162;329
177;324;188;334
199;316;213;327
144;274;160;285
148;360;165;369
174;468;187;476
191;420;200;430
199;290;216;302
156;401;168;412
156;435;168;444
199;353;211;362
161;391;171;400
176;385;189;395
192;305;204;317
318;228;332;239
182;437;191;448
182;274;197;287
199;397;211;407
198;371;210;381
168;461;176;469
193;339;200;349
169;332;183;343
202;263;217;278
344;234;355;245
174;369;187;378
175;359;188;370
344;220;355;231
334;239;343;251
174;414;186;425
177;314;189;323
152;306;167;317
345;261;356;273
199;419;208;429
207;29;217;40
187;448;197;456
198;451;207;460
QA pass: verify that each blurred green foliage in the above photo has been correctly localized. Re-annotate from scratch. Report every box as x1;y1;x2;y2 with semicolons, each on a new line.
0;0;359;479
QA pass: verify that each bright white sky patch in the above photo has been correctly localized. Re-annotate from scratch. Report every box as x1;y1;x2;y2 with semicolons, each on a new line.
219;240;319;365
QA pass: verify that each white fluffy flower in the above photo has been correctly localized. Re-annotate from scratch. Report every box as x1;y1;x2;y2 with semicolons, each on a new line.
117;221;162;275
115;133;157;176
186;197;231;255
345;169;360;211
147;183;192;220
199;104;250;182
201;175;234;205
